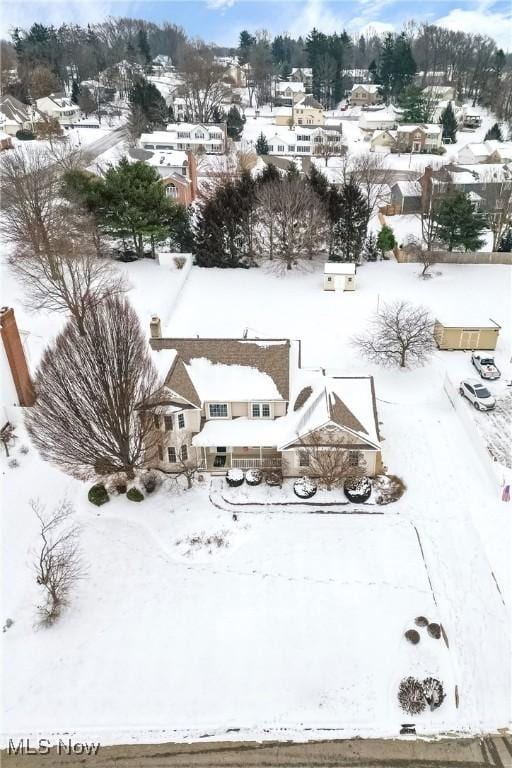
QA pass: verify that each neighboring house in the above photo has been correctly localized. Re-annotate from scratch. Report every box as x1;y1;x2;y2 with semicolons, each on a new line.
292;95;324;126
463;107;482;128
389;181;422;214
132;147;198;205
370;129;397;153
433;318;501;351
395;124;442;153
359;108;398;132
0;94;40;136
457;141;512;165
349;84;382;107
290;68;313;89
275;81;306;106
140;123;227;154
0;130;13;150
36;93;80;126
419;163;512;213
148;333;383;476
152;54;173;72
273;106;294;126
258;125;343;157
422;85;456;102
324;263;356;291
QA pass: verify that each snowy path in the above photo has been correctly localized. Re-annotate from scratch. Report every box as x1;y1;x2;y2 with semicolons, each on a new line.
381;392;510;732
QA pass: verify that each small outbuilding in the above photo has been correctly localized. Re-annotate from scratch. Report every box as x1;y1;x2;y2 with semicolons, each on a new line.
433;317;501;350
324;263;356;291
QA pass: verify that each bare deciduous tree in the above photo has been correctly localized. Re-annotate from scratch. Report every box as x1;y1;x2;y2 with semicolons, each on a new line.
0;422;16;457
256;176;327;269
173;437;203;489
32;498;83;626
26;296;160;480
178;43;229;122
299;432;366;491
353;300;435;368
346;152;394;226
10;214;127;336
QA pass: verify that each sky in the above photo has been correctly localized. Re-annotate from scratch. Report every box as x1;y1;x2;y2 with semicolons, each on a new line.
2;0;511;50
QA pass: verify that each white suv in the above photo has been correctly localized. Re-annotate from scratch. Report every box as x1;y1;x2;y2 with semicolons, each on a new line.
459;379;496;411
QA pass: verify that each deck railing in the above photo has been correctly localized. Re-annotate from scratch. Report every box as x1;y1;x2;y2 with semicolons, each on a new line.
231;456;282;469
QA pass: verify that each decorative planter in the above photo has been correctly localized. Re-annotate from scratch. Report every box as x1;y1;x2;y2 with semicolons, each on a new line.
226;468;245;488
293;477;317;499
344;476;372;503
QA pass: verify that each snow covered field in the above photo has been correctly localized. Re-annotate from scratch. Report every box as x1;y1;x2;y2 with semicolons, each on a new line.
1;250;510;745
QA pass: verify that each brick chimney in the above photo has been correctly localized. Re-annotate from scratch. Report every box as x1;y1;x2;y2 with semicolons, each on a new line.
186;150;198;202
149;315;162;339
0;307;36;406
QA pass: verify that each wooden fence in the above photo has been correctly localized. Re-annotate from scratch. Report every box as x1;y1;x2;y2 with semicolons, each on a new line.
394;249;512;265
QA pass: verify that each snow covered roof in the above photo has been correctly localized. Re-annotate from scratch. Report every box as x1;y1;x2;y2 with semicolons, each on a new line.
397;123;441;135
351;83;379;93
393;181;422;197
436;316;500;329
295;95;323;110
192;418;283;447
324;263;356;275
145;149;188;168
276;81;306;93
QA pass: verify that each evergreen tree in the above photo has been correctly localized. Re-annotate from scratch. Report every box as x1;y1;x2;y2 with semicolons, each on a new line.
137;28;151;65
485;122;503;141
308;165;343;255
399;86;432;123
432;192;487;251
226;106;245;140
71;79;81;105
257;163;280;184
128;79;168;128
78;86;96;117
498;227;512;252
255;132;270;154
375;33;416;103
440;101;457;143
331;179;368;262
211;105;224;123
368;59;377;83
376;225;396;257
239;30;256;66
362;233;379;261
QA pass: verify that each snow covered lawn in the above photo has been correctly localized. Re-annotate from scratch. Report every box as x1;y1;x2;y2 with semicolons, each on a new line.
3;442;453;744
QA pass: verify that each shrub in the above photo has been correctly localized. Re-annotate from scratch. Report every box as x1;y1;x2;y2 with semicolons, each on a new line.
16;129;35;141
20;445;30;454
374;474;406;505
415;616;429;627
398;676;426;715
127;487;144;502
174;256;186;270
116;483;127;494
8;458;19;468
88;483;109;506
427;622;441;639
226;468;244;487
3;618;14;633
265;469;282;487
246;468;262;486
141;470;161;494
405;629;420;645
294;476;317;499
344;476;372;503
422;677;445;710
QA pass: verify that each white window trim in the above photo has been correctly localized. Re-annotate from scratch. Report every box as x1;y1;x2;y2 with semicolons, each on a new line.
207;402;230;419
177;412;186;430
250;402;272;419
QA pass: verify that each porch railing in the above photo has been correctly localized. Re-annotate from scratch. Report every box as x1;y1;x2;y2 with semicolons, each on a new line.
231;456;282;469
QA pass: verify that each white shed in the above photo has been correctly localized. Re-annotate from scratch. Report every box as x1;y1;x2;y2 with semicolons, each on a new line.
324;263;356;291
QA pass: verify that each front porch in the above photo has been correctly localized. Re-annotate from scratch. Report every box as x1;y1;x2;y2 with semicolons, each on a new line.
200;447;282;472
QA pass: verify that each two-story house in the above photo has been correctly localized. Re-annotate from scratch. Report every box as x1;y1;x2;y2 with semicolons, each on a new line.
148;331;382;477
275;81;306;107
395;123;442;153
140;122;227;154
132;147;198;205
35;93;80;127
292;95;324;126
290;68;313;89
260;126;343;157
349;84;382;107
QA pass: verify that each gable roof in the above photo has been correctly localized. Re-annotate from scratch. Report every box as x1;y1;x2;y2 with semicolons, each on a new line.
0;94;31;123
295;95;323;110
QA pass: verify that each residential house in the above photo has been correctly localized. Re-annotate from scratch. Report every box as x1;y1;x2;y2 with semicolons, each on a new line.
359;107;398;132
395;124;443;153
132;147;198;205
152;54;173;72
370;129;397;153
140;123;227;154
36;93;80;126
275;81;306;106
258;125;343;157
419;163;512;213
349;84;382;107
457;141;512;165
292;95;324;126
148;333;383;476
0;94;41;136
389;181;422;214
422;85;456;102
463;107;482;128
290;68;313;89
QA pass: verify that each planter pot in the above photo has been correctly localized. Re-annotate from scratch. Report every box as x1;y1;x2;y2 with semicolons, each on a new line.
293;477;317;499
226;469;245;488
344;476;372;503
246;469;262;486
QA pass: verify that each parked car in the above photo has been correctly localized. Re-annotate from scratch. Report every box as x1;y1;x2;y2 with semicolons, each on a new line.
459;379;496;411
471;352;501;380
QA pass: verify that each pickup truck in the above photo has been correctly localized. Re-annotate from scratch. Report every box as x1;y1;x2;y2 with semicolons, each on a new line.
471;352;501;380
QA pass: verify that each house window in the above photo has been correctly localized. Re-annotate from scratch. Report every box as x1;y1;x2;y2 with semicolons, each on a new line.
177;131;190;138
167;446;177;463
165;185;178;198
177;412;185;429
164;415;173;431
158;445;164;461
154;414;161;429
252;403;271;418
209;403;228;418
299;451;310;467
216;446;227;453
180;444;188;461
349;451;360;467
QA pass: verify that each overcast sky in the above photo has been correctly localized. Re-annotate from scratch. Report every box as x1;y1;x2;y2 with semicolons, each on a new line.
3;0;511;50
